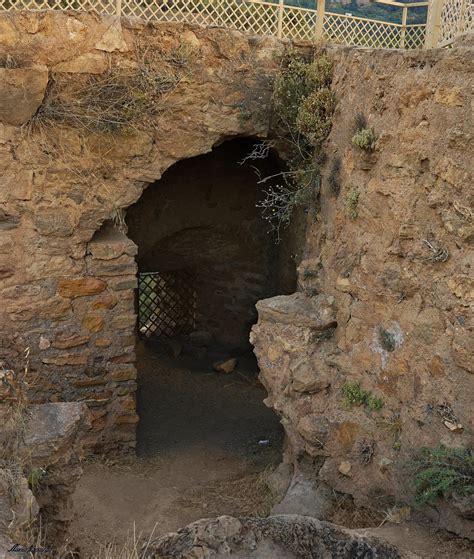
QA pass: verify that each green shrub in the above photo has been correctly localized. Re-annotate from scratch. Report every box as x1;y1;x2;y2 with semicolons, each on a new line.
27;467;47;490
296;88;336;148
413;445;473;505
257;51;335;237
342;382;384;411
346;189;360;219
352;127;377;152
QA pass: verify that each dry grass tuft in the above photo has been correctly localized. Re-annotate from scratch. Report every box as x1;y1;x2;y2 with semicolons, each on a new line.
328;492;384;529
96;525;157;559
29;66;178;135
178;467;278;518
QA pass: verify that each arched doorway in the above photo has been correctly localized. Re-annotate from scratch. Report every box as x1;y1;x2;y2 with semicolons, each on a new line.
126;138;297;456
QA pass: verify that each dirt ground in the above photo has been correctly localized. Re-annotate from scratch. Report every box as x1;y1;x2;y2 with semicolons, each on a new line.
68;346;283;557
67;346;473;559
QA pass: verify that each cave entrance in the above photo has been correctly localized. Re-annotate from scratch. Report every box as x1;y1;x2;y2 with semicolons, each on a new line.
126;137;299;474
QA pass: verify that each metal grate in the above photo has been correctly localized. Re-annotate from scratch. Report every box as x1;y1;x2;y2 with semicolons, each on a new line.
138;270;196;340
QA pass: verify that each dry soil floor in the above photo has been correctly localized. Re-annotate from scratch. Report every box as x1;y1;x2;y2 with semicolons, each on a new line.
68;346;283;557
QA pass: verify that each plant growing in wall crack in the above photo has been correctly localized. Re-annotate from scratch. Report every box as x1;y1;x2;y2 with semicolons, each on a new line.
242;49;336;239
342;382;384;411
352;113;377;152
346;189;360;219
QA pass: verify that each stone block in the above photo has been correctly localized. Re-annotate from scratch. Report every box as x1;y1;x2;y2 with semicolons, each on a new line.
0;209;20;230
256;293;336;331
53;52;108;74
52;334;90;349
107;275;138;291
110;314;136;330
291;360;331;394
0;169;33;202
114;413;139;424
86;254;137;276
82;314;105;333
34;210;74;237
58;277;107;298
41;351;89;366
88;228;138;260
92;292;118;309
0;66;48;126
106;366;137;382
297;415;329;446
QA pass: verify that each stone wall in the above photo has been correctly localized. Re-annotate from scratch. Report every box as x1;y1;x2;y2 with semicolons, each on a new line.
251;41;473;538
0;10;472;534
0;12;282;452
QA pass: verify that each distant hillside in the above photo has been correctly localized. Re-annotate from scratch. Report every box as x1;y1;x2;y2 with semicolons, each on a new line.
286;0;428;24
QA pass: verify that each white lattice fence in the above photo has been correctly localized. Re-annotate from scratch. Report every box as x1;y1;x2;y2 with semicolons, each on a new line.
323;12;402;48
0;0;471;48
438;0;473;45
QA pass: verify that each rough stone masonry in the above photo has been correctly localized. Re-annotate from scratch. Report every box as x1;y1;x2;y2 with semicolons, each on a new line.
0;10;473;539
0;11;282;453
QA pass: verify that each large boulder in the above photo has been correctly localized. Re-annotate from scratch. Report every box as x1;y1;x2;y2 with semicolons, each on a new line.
144;514;419;558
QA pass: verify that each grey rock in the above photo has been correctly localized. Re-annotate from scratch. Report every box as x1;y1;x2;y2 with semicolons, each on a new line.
144;514;418;558
256;293;337;330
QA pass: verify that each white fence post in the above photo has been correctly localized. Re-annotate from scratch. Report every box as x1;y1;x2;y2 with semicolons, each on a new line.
277;0;284;39
314;0;326;41
424;0;443;48
116;0;122;17
399;5;408;47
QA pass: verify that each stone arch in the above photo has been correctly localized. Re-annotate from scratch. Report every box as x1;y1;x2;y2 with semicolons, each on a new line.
77;135;300;453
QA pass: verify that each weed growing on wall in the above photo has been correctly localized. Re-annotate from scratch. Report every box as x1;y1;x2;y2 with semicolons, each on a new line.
352;127;377;152
342;382;384;411
413;445;473;505
351;112;377;152
248;49;336;238
346;189;360;219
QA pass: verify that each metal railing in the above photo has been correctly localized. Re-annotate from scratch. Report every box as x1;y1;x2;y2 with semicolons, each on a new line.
1;0;472;48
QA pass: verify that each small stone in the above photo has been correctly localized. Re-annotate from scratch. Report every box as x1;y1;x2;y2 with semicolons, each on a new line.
338;461;352;476
213;358;237;374
110;314;136;330
38;336;51;350
444;419;463;433
379;457;393;473
291;361;330;393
